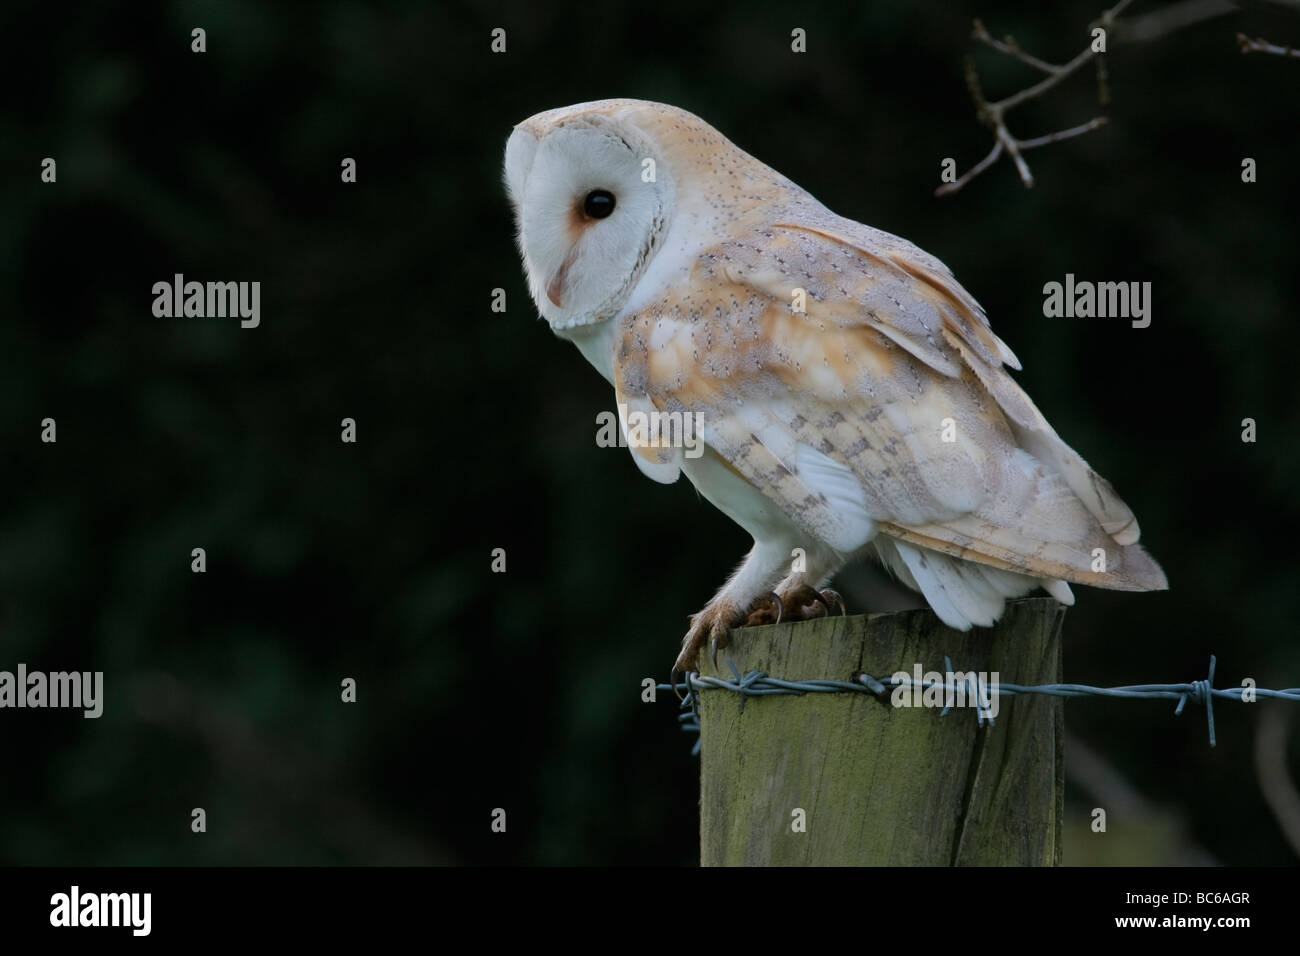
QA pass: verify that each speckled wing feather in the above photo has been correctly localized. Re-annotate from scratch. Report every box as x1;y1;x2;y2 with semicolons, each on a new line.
613;209;1166;591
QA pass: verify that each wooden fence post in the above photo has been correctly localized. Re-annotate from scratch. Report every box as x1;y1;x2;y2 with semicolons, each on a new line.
696;596;1066;866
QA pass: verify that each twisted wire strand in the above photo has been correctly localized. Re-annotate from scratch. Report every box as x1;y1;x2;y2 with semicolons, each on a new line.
658;655;1300;749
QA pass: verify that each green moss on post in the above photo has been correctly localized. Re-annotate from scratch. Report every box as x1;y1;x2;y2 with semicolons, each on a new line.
696;597;1066;866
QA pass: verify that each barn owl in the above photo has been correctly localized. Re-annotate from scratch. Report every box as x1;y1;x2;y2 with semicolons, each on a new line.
504;99;1167;674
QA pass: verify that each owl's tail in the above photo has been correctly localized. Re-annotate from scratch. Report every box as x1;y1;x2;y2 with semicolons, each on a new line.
873;537;1077;631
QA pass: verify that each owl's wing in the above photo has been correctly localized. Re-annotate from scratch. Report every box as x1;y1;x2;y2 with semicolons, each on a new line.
614;212;1165;590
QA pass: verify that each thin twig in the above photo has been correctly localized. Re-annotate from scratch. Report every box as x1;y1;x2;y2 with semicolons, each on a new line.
939;137;1006;197
971;18;1062;73
937;0;1135;197
1238;33;1300;57
1018;116;1109;149
1112;0;1237;44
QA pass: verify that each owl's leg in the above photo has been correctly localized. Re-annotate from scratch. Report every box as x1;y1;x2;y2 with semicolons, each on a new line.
672;539;789;674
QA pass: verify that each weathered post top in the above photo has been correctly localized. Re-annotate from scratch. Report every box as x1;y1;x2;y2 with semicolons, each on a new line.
695;597;1066;866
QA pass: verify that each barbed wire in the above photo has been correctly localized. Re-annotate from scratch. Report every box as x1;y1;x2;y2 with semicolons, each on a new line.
658;655;1300;754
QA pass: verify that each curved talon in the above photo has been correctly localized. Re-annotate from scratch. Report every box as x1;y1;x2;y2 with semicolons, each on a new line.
768;591;784;625
675;603;744;677
670;666;685;702
821;588;846;616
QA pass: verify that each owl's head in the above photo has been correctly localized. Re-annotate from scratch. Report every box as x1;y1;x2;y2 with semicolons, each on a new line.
504;99;680;332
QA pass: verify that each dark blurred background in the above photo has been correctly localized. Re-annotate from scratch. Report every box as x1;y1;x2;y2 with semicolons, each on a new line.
2;0;1298;865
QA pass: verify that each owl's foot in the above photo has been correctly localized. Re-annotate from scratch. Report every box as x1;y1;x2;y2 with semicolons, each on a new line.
777;585;847;621
673;601;751;676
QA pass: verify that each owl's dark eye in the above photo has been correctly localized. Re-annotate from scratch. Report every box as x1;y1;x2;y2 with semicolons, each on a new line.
583;189;616;219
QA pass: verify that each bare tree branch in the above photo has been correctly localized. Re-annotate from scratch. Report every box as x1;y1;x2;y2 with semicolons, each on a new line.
1238;32;1300;55
1112;0;1238;43
937;0;1135;197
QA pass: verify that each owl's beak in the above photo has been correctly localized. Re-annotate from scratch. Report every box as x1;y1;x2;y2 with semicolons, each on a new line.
545;245;579;308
